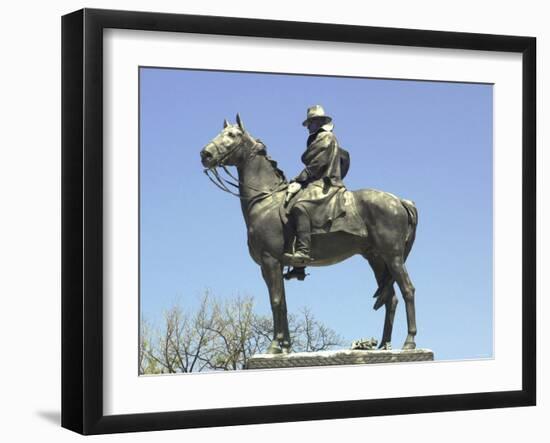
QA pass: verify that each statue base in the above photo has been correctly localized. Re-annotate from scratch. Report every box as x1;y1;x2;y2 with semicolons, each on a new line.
246;348;434;370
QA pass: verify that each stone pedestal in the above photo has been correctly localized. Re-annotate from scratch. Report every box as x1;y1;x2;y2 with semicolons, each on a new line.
246;348;434;370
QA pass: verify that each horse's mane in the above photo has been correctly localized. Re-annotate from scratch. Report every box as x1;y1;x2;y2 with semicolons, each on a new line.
252;138;287;183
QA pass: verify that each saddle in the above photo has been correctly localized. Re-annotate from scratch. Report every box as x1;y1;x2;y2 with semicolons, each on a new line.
281;183;367;239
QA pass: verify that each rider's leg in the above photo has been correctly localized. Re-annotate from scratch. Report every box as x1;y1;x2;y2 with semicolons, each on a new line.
284;204;313;265
294;205;311;256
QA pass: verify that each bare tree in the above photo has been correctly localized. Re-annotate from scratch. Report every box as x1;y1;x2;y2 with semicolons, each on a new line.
203;295;258;370
139;317;162;375
290;307;344;352
139;292;344;374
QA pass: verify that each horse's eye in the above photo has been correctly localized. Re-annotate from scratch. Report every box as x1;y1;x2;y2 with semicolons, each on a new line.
227;132;235;138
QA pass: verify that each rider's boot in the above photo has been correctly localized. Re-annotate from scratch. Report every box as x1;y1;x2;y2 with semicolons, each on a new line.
284;206;313;266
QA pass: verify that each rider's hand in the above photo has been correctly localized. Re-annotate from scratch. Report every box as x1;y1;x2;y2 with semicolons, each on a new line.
288;182;301;194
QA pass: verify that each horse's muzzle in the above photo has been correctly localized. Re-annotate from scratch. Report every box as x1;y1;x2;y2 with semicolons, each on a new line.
200;145;215;168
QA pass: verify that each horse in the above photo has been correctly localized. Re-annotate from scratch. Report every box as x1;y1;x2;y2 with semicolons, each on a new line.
200;114;419;354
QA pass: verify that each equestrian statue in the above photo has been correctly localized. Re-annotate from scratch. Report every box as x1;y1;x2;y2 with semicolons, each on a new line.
200;106;419;354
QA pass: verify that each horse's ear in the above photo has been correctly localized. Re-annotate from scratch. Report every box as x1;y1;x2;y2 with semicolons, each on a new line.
236;113;245;131
223;118;229;128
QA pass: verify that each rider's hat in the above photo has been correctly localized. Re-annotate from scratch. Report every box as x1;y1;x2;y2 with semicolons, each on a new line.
302;105;333;127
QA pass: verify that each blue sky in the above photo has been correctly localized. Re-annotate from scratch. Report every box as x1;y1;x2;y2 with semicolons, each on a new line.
140;67;493;361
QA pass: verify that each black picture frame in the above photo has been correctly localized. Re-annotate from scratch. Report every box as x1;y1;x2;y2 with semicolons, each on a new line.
61;8;536;435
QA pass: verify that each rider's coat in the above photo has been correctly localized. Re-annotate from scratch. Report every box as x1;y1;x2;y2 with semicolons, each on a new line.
288;127;365;237
295;128;349;186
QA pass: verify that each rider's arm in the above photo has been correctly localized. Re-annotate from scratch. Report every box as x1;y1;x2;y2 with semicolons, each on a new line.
293;168;311;183
301;132;335;180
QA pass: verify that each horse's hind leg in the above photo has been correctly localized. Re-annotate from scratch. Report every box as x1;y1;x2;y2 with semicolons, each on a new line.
385;256;417;350
381;289;398;349
365;254;397;349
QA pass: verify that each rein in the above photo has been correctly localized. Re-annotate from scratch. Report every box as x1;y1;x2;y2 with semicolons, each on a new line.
203;137;287;205
204;167;244;198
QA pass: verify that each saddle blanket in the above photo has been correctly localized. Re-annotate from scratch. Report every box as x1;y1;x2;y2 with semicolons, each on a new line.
286;183;367;239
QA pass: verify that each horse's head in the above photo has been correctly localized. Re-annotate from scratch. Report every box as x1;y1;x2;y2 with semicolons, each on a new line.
200;114;255;169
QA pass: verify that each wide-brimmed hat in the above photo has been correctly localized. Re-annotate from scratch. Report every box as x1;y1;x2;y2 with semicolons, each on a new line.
302;105;333;126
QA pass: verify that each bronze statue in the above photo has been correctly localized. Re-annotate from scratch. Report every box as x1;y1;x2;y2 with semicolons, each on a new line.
200;110;418;354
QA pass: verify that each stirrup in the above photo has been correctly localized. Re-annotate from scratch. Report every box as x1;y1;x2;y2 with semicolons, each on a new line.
283;267;308;281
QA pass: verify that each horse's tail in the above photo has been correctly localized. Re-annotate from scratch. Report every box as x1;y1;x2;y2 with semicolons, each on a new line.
372;199;418;311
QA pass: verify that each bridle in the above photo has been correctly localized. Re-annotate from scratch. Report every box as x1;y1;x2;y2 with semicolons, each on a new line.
203;132;287;204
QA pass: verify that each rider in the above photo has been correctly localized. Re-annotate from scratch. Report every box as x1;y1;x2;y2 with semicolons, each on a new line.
284;105;350;271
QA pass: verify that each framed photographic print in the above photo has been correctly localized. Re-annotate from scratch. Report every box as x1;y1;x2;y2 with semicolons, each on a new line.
61;8;536;435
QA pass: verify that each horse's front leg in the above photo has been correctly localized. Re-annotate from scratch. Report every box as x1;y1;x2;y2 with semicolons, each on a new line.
261;255;291;354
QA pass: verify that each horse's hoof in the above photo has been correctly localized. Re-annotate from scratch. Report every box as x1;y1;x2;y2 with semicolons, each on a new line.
281;340;291;354
402;341;416;350
266;341;283;354
266;346;282;354
378;342;392;350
